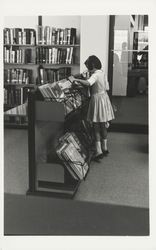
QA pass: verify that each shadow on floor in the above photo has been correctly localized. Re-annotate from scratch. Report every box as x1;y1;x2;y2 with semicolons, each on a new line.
4;193;149;236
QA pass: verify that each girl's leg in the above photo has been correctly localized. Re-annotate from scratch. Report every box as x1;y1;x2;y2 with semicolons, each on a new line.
100;122;109;154
93;122;103;156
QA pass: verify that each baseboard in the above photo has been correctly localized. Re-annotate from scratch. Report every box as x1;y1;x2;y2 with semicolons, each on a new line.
110;123;148;134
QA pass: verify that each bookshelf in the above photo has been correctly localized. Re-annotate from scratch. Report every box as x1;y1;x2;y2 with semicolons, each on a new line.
4;24;80;128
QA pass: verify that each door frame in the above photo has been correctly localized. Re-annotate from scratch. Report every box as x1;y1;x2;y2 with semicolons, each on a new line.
107;15;148;134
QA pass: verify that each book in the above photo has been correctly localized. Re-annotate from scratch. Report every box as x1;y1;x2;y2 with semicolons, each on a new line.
51;82;65;99
70;28;76;44
61;142;88;180
56;141;79;180
44;26;51;45
68;47;74;64
59;132;87;160
51;27;56;45
57;78;72;90
38;81;65;101
37;26;44;45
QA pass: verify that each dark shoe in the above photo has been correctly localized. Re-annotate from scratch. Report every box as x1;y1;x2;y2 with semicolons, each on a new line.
102;150;109;156
92;153;103;162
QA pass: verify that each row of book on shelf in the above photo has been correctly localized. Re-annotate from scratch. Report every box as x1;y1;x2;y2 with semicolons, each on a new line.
56;132;89;180
4;28;36;45
4;103;28;125
4;102;27;116
36;47;74;64
4;27;77;46
39;67;71;85
4;67;71;86
4;115;28;125
4;47;34;64
4;88;28;107
38;76;82;115
4;68;33;85
4;46;75;65
37;26;77;45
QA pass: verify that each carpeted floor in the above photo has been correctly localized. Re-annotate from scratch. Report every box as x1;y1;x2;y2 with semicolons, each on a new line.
75;132;149;208
112;95;148;125
4;129;149;208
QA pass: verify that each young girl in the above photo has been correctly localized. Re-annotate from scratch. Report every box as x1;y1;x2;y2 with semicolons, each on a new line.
73;55;115;161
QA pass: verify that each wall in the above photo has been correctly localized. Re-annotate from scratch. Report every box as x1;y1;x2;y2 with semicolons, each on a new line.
4;16;38;28
115;15;130;30
80;16;110;74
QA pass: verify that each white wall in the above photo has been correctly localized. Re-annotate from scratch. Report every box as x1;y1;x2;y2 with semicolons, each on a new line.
115;15;130;30
3;16;38;28
80;16;110;74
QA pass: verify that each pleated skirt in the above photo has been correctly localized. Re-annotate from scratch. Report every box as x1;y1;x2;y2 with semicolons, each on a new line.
87;92;115;123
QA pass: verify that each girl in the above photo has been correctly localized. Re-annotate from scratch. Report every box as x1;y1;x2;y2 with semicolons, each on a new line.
73;55;115;161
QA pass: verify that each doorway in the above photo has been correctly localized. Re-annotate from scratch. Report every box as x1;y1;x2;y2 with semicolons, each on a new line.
108;15;148;133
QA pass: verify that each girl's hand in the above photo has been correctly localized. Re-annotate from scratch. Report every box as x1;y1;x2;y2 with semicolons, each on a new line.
73;79;80;84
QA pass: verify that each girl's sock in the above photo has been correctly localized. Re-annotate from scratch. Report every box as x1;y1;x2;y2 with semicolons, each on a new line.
95;141;103;156
101;139;109;152
105;122;110;128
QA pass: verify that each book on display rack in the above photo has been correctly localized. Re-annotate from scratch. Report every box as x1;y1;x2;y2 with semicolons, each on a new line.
38;76;82;115
56;132;89;180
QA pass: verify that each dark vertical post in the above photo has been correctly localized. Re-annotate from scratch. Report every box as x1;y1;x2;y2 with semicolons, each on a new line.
108;15;115;100
27;90;36;193
38;16;42;26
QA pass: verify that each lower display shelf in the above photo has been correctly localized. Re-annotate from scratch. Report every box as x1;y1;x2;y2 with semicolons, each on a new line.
4;103;28;128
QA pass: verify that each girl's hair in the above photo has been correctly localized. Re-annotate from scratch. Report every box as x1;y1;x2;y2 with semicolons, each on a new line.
84;55;102;71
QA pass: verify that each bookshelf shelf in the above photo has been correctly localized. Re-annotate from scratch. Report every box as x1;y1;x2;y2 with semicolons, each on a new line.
4;63;37;66
4;123;28;129
36;44;80;48
40;63;80;67
4;44;36;47
4;83;36;87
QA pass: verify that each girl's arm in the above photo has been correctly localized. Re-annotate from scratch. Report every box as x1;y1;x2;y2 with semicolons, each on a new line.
74;78;91;87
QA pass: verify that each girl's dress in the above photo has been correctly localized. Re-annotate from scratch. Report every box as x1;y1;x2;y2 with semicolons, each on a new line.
87;69;114;123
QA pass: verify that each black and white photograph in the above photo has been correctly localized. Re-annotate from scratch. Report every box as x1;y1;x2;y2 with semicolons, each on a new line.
1;0;156;249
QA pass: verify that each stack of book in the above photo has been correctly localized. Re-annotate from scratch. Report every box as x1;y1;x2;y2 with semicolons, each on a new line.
4;47;34;64
4;68;33;85
56;132;89;180
4;28;36;45
37;26;76;45
36;47;74;64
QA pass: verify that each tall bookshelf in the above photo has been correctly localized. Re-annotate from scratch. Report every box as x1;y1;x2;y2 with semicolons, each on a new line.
4;19;80;128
